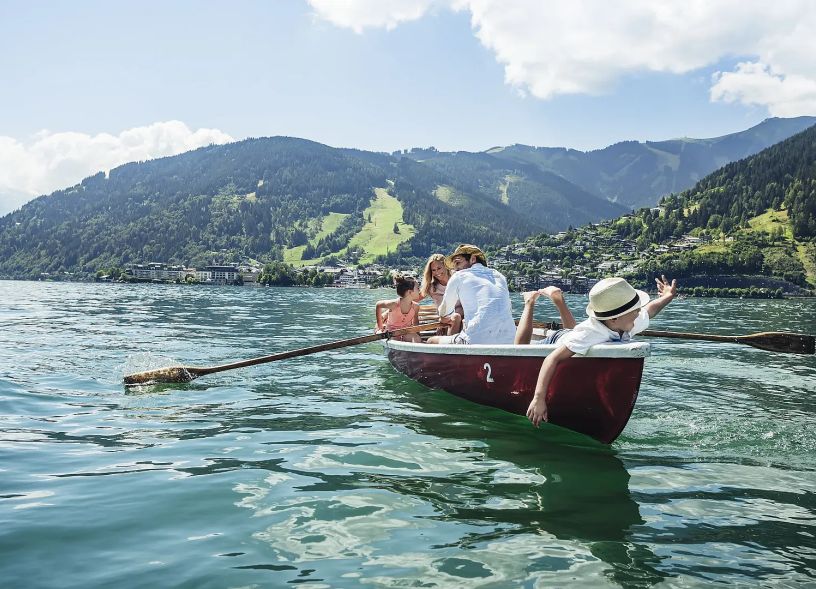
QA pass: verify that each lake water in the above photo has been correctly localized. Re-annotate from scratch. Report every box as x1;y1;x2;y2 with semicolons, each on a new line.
1;281;814;588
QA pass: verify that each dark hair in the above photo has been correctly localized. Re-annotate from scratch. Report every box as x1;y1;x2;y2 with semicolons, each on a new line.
394;274;417;297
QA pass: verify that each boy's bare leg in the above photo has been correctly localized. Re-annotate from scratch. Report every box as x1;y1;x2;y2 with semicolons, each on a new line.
515;291;541;345
539;287;576;329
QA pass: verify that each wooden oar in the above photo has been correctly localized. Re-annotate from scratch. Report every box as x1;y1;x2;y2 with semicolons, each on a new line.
123;321;444;385
532;321;815;355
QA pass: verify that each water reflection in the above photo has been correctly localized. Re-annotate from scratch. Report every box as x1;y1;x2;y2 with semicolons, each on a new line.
3;283;814;588
379;372;668;587
212;365;669;587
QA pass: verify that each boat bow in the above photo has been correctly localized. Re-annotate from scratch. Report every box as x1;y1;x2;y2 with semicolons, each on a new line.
384;340;650;443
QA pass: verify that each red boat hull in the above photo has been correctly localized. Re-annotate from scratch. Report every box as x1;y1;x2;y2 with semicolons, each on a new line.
385;341;648;443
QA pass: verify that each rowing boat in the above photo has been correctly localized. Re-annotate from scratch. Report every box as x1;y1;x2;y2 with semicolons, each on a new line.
384;336;650;444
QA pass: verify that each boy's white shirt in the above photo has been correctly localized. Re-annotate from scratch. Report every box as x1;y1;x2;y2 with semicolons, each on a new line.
559;308;650;355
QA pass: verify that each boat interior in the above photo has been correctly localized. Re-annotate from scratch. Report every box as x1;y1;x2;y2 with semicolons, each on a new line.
401;305;651;358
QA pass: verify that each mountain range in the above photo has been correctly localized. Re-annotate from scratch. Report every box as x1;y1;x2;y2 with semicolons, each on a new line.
410;116;816;209
0;116;813;277
495;121;816;291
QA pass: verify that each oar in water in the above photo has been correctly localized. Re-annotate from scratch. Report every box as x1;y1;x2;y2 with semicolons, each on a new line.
123;321;444;385
532;321;815;355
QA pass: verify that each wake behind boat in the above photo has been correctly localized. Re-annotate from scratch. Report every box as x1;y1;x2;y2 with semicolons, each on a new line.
384;335;650;444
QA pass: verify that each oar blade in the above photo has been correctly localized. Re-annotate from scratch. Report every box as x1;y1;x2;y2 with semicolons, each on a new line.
742;332;816;355
123;366;198;385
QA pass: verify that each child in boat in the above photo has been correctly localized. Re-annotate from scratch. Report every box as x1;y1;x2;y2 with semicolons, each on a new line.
375;274;423;342
419;253;463;336
525;275;677;427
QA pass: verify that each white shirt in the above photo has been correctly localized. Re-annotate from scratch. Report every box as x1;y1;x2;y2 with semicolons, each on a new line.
559;308;650;355
438;263;516;344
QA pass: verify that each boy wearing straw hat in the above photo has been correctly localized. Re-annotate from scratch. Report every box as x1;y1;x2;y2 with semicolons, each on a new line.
526;275;677;427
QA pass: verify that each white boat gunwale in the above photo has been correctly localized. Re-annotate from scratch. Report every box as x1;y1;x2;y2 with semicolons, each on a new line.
384;339;651;358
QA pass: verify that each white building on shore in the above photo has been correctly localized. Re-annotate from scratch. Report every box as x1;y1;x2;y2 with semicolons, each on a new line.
196;265;240;284
126;263;190;281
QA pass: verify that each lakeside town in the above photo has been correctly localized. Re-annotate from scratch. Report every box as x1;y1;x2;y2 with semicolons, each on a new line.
100;215;757;295
115;261;394;288
99;213;806;300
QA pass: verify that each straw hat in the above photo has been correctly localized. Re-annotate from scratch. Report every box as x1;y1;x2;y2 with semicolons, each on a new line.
447;244;487;266
586;277;650;320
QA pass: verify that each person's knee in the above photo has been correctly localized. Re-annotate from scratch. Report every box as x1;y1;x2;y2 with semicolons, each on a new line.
449;312;463;333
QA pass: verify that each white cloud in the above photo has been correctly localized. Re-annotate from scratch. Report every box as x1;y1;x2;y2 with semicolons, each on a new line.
711;62;816;116
0;121;233;215
307;0;440;33
309;0;816;114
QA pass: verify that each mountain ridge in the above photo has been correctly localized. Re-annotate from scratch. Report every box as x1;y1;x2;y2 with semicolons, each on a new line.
490;122;816;292
1;117;813;278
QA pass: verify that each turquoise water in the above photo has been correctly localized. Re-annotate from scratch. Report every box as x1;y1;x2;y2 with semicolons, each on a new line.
1;281;814;588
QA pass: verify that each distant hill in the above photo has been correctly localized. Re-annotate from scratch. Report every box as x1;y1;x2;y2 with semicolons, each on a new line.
485;122;816;294
614;123;816;287
0;137;622;277
1;117;812;278
619;123;816;241
419;116;816;210
398;150;626;231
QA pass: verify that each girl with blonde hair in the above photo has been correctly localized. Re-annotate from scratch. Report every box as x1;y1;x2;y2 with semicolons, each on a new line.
420;253;462;335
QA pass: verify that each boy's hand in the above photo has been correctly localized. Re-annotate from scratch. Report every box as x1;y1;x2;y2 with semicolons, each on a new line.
655;275;677;299
526;393;548;427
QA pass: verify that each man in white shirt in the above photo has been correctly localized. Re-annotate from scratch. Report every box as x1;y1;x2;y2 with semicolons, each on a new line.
427;244;516;345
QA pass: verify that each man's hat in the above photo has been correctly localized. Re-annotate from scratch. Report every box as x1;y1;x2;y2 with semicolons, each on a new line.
586;277;650;320
447;244;487;265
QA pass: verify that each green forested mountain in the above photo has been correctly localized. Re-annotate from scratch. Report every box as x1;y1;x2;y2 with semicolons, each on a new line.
487;122;816;293
613;123;816;287
399;150;626;230
618;124;816;241
2;118;812;279
0;136;621;277
0;138;388;275
469;116;816;209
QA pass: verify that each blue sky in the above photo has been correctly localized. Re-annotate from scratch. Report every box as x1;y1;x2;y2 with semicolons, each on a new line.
1;0;815;213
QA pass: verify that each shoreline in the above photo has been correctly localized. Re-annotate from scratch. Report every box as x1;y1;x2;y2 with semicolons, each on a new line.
2;277;815;299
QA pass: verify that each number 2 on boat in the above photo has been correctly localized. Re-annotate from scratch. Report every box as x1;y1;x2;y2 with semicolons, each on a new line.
483;363;494;383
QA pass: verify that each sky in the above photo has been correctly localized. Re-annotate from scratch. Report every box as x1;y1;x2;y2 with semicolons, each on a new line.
1;0;815;214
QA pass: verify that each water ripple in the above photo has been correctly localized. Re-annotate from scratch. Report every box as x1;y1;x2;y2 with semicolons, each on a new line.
0;281;814;588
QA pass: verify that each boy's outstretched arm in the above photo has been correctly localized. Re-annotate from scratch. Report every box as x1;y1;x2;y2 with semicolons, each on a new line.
526;345;575;427
645;275;677;318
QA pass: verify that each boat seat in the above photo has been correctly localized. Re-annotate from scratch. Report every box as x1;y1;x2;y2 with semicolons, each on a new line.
420;306;557;342
418;304;441;341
